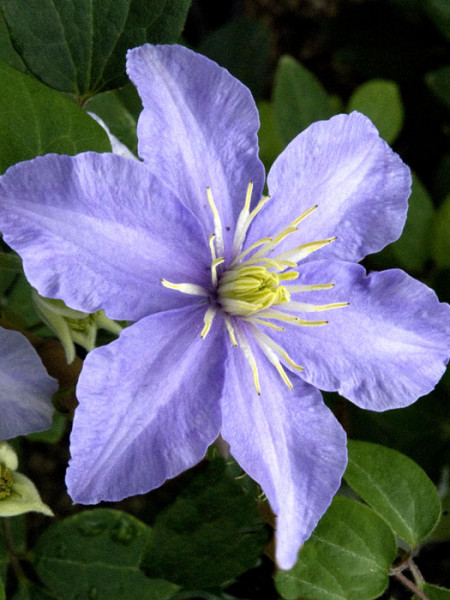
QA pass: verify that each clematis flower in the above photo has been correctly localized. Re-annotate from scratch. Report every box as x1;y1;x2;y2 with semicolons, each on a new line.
0;326;56;439
0;44;449;569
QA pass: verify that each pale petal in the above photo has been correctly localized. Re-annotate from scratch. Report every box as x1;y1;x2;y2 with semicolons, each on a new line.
0;153;210;321
127;44;265;258
276;260;450;410
0;328;56;438
221;332;347;569
67;306;227;503
247;112;411;263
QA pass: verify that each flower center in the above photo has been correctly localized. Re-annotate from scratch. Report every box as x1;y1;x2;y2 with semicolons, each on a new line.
0;464;13;499
218;264;291;316
161;182;348;394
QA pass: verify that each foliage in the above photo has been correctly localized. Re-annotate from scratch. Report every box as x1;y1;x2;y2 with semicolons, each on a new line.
0;1;449;598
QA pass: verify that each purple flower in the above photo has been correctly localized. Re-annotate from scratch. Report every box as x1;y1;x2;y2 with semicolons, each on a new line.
0;327;56;438
0;44;449;569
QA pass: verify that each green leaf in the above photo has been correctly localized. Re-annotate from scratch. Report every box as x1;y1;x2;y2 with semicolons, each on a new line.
390;173;434;271
0;0;191;97
257;101;285;170
0;251;22;273
347;79;404;144
33;509;179;600
0;9;24;71
141;458;270;588
0;578;4;600
275;496;396;600
272;55;335;145
414;584;450;600
0;516;26;580
345;441;441;547
27;413;67;445
199;18;271;100
432;195;450;269
12;581;61;600
0;60;110;174
422;0;450;40
426;66;450;109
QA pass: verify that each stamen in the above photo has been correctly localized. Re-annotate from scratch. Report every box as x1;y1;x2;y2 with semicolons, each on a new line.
273;237;337;264
256;309;328;326
278;271;299;282
287;283;335;293
232;193;272;258
231;182;253;256
242;256;297;270
231;237;272;267
206;187;225;257
235;326;260;395
161;279;209;297
244;317;285;331
290;204;318;227
211;257;225;287
249;324;304;372
208;234;217;260
249;327;294;390
284;301;349;313
249;205;318;261
220;297;263;316
201;306;217;339
224;315;238;346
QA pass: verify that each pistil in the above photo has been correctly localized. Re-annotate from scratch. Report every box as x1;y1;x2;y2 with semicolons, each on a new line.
161;183;349;394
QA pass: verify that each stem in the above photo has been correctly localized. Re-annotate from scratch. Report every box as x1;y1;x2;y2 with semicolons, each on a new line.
2;518;27;582
394;572;430;600
408;558;425;586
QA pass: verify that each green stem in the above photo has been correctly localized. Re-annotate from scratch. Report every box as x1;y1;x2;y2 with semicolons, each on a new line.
1;518;27;582
408;558;426;586
394;571;429;600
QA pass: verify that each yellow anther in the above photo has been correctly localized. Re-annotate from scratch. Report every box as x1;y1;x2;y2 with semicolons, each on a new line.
0;464;13;499
285;301;349;313
288;282;335;293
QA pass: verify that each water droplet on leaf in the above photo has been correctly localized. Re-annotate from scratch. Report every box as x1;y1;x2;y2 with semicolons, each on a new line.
110;518;137;545
76;518;107;537
88;586;98;599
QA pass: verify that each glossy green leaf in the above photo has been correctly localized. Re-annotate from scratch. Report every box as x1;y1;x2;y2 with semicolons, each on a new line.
33;509;179;600
27;413;67;445
423;0;450;40
199;18;271;99
0;516;25;580
275;496;396;600
426;66;450;109
0;0;191;97
0;9;24;71
12;581;61;600
0;61;110;174
432;195;450;269
257;101;285;170
391;173;434;271
347;79;403;143
141;458;270;588
272;55;335;145
414;584;450;600
0;251;22;273
345;441;441;547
